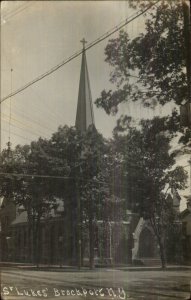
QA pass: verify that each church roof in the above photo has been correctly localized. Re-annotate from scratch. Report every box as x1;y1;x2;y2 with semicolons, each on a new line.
75;48;95;132
11;211;28;225
11;198;64;226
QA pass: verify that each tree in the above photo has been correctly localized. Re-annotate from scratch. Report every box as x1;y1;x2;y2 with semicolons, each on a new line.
112;117;187;268
95;0;188;114
47;125;108;268
0;138;69;265
93;0;189;267
95;0;190;145
77;127;112;268
47;125;83;265
0;124;126;268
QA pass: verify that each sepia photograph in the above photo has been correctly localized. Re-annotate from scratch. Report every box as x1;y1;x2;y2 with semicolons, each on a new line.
0;0;191;299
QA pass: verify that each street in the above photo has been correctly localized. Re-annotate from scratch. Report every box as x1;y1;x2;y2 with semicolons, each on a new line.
1;268;191;300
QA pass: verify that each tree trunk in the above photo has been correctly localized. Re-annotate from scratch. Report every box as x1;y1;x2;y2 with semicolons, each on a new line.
89;217;94;269
33;226;38;266
149;219;166;269
27;224;32;263
27;210;33;263
157;236;166;269
33;217;41;267
31;218;35;264
81;234;84;267
89;205;94;269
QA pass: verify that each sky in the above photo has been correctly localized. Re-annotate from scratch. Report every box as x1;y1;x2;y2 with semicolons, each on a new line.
1;0;166;146
1;1;190;210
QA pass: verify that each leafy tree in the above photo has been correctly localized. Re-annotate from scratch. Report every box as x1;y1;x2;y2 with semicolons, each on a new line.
112;117;187;268
0;125;125;268
94;0;189;267
77;127;113;268
47;126;126;268
95;0;190;146
0;139;69;264
95;0;188;114
47;125;83;264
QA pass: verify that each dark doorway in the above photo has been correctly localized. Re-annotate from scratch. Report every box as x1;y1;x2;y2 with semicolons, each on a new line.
138;227;155;258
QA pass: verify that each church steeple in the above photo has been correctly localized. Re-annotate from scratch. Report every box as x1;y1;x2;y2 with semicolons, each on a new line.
75;39;95;132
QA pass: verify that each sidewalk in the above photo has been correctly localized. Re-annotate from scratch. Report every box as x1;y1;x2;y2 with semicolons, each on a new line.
1;261;191;272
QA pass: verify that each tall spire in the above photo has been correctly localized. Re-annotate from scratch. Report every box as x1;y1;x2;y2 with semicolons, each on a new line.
75;39;95;132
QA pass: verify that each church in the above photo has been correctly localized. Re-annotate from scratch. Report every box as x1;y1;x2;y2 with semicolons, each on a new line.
0;41;182;266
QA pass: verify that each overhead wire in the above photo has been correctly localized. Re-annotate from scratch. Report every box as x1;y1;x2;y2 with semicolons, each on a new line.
1;128;32;143
1;2;33;24
2;90;64;139
0;163;189;181
27;85;67;124
2;117;48;140
1;0;164;148
0;172;71;180
2;112;51;138
2;104;55;134
0;0;161;104
0;2;188;196
2;67;68;126
2;2;31;18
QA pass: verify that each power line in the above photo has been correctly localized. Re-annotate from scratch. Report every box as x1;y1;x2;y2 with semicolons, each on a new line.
1;128;32;142
2;111;53;136
2;106;55;134
0;164;189;182
3;2;30;18
2;118;48;140
2;68;69;124
0;172;71;180
1;2;33;24
0;0;160;104
4;95;64;129
2;114;48;138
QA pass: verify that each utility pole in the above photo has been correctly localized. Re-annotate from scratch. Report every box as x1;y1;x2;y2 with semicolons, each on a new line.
76;175;82;269
77;184;82;270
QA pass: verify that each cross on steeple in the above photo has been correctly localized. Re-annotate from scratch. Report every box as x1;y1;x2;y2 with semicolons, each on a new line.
80;38;87;50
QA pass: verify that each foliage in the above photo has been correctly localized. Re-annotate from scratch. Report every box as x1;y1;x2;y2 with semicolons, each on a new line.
0;115;187;267
95;0;187;115
0;126;126;266
94;0;189;267
112;116;187;267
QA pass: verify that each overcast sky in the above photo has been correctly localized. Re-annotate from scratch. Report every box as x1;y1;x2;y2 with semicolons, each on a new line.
1;1;190;210
1;1;168;146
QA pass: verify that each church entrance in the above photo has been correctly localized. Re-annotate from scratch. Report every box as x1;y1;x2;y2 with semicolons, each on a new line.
138;227;156;258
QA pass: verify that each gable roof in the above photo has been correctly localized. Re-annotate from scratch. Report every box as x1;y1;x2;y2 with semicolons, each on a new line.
11;211;28;225
11;198;64;226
